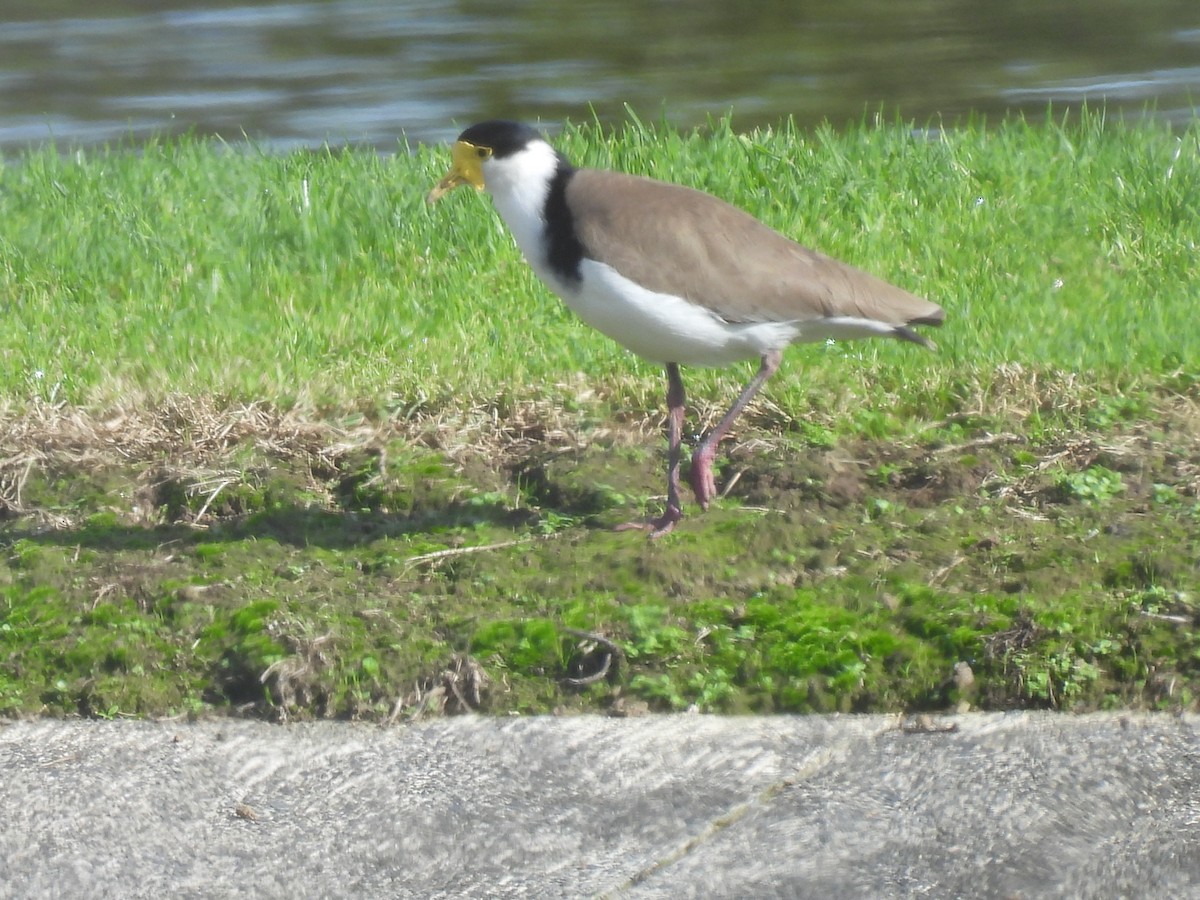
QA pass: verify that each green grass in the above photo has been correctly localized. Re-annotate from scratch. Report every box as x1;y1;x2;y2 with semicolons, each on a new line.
2;110;1197;419
0;110;1198;721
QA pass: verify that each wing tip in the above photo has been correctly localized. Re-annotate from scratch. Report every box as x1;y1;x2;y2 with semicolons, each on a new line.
894;324;940;351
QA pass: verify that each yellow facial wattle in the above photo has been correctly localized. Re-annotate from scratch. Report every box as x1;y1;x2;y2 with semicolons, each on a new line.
426;140;491;203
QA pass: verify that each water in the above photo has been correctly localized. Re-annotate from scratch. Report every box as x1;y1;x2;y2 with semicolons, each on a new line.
1;0;1198;154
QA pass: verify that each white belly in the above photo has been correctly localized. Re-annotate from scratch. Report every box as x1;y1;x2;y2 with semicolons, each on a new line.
544;260;800;367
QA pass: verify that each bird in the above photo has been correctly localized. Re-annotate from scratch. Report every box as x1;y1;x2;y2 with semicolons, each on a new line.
428;120;944;537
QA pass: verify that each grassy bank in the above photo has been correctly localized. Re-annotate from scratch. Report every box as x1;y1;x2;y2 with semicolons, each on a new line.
0;112;1197;720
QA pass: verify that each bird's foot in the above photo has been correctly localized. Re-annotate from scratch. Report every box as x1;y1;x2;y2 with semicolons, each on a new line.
615;503;682;538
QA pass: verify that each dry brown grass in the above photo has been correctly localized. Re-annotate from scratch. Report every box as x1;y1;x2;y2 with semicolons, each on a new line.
0;393;621;472
0;367;1196;523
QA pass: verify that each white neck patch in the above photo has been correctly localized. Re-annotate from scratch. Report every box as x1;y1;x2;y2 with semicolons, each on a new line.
482;139;561;275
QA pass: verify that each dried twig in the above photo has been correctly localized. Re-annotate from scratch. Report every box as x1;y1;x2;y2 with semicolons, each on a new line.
929;553;966;586
561;627;624;687
193;478;234;522
1140;611;1192;625
404;536;550;568
931;432;1023;455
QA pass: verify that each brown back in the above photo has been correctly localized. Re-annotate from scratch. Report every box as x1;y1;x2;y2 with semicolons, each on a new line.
565;169;944;328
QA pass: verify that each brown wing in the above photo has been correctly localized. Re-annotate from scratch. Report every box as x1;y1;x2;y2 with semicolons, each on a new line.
565;169;943;329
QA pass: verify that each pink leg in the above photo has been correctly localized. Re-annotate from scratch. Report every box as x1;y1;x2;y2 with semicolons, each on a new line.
618;363;686;537
689;350;782;509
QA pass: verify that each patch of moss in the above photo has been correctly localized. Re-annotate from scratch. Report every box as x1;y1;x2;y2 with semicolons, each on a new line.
2;416;1198;720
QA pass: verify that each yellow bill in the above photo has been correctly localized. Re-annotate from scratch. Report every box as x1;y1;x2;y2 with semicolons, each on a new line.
426;140;491;203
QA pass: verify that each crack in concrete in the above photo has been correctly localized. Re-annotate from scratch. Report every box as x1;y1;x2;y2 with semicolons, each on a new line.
601;719;900;896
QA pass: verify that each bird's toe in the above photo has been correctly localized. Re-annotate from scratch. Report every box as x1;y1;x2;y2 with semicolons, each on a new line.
689;457;718;510
615;503;682;538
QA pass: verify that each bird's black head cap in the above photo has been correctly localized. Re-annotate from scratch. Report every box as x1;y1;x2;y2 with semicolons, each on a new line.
456;121;545;159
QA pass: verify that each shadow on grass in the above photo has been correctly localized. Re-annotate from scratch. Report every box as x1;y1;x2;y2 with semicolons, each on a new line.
1;496;541;553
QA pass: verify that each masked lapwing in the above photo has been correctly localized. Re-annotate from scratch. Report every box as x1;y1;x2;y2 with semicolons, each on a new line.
428;121;944;537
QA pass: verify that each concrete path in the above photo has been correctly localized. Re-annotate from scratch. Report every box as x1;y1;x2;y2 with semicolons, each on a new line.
2;712;1198;898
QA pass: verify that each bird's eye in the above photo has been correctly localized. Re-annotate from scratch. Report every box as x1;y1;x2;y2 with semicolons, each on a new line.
477;147;492;159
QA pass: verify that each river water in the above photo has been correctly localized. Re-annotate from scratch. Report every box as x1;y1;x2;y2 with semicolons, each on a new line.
1;0;1198;153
